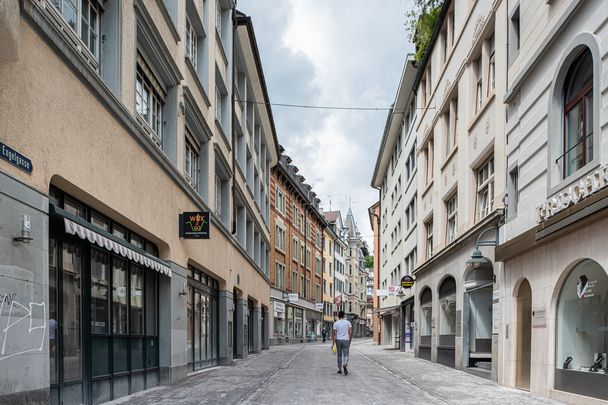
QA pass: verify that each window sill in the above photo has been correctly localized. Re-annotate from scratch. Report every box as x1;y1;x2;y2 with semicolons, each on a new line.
440;146;458;171
468;92;495;133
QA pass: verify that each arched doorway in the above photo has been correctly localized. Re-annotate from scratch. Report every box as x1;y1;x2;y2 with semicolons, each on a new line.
516;279;532;390
554;259;608;400
438;277;457;368
463;265;494;373
419;287;433;361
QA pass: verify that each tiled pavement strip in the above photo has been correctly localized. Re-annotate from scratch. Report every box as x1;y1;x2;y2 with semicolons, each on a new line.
106;339;564;405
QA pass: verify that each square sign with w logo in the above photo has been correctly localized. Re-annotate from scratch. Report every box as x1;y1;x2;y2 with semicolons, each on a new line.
179;212;210;239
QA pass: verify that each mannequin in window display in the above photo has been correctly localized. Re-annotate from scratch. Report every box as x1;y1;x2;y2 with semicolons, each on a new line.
556;260;608;374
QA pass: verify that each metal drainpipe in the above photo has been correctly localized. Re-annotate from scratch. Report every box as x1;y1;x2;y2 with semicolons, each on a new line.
231;2;237;236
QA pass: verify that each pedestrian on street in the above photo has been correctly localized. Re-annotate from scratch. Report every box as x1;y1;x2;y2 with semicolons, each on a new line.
322;327;327;342
332;311;352;375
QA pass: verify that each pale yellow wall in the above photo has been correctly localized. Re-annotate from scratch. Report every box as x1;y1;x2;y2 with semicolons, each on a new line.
0;20;270;306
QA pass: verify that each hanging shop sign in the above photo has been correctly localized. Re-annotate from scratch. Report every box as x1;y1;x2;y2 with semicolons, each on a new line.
315;302;324;310
400;275;415;289
0;141;32;174
179;211;210;239
537;163;608;222
287;293;299;303
387;286;399;296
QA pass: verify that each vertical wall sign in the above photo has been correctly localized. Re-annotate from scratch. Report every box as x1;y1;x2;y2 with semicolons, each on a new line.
179;212;210;239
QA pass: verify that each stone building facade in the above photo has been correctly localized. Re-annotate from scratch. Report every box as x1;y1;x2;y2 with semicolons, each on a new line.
497;1;608;404
269;152;325;344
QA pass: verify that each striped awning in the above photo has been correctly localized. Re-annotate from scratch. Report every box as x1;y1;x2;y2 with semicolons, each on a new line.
63;217;171;277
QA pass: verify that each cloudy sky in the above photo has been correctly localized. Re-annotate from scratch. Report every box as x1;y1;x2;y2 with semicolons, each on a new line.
238;0;415;247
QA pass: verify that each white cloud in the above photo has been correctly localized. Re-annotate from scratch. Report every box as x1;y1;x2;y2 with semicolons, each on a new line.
239;0;414;247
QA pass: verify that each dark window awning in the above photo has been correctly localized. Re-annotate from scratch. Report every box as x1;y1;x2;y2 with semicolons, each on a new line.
50;204;171;277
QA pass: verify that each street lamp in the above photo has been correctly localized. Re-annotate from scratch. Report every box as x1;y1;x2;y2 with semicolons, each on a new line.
466;225;499;270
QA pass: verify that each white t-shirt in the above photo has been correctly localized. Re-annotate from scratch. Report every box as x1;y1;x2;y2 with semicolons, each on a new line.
334;319;352;340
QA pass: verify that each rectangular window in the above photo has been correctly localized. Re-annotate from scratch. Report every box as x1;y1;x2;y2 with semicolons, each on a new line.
215;0;222;36
274;262;285;290
184;130;199;191
476;157;495;221
215;87;222;123
425;219;433;259
446;194;457;244
425;140;434;185
475;56;483;112
51;0;100;59
136;54;165;147
292;238;298;260
275;187;286;214
508;167;519;219
275;225;286;252
292;271;298;293
292;205;298;226
186;18;198;69
489;34;495;94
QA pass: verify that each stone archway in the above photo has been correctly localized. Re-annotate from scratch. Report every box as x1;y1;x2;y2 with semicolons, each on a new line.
515;279;532;391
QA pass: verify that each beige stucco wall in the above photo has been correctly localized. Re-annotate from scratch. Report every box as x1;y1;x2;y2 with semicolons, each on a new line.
0;19;269;306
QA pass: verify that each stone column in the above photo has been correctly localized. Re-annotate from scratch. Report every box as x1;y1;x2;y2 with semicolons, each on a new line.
262;307;270;349
160;262;188;385
218;290;234;365
252;307;262;353
235;299;247;359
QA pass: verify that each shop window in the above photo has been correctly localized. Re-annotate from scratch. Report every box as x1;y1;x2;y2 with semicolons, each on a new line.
560;49;593;179
420;287;433;349
555;259;608;400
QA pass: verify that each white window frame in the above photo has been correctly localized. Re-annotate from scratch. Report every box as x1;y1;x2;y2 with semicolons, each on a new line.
186;17;198;69
184;129;200;191
275;187;286;215
446;194;457;244
476;157;495;221
215;87;223;123
425;219;433;259
50;0;100;60
136;54;165;147
475;56;483;112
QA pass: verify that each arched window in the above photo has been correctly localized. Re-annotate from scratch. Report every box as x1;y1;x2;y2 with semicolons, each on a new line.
555;259;608;400
561;49;593;178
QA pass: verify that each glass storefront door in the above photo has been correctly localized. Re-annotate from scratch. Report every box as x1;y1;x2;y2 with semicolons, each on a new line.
187;267;219;370
49;238;84;405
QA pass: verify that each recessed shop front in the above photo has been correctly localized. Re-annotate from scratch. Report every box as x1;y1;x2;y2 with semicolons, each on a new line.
48;188;170;405
554;259;608;400
438;277;457;368
187;267;219;371
463;265;493;371
419;287;432;361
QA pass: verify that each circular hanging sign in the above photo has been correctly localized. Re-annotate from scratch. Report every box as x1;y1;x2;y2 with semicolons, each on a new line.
401;275;415;289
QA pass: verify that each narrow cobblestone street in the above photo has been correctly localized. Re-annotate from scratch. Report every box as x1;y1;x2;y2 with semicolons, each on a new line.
107;340;563;405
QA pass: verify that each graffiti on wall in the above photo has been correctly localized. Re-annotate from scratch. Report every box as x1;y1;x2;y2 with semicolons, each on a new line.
0;293;47;361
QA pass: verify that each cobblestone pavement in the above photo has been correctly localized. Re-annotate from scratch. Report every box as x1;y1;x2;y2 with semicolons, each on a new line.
107;339;564;405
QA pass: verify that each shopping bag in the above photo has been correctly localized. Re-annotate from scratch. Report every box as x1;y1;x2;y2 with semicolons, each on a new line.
332;343;337;355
